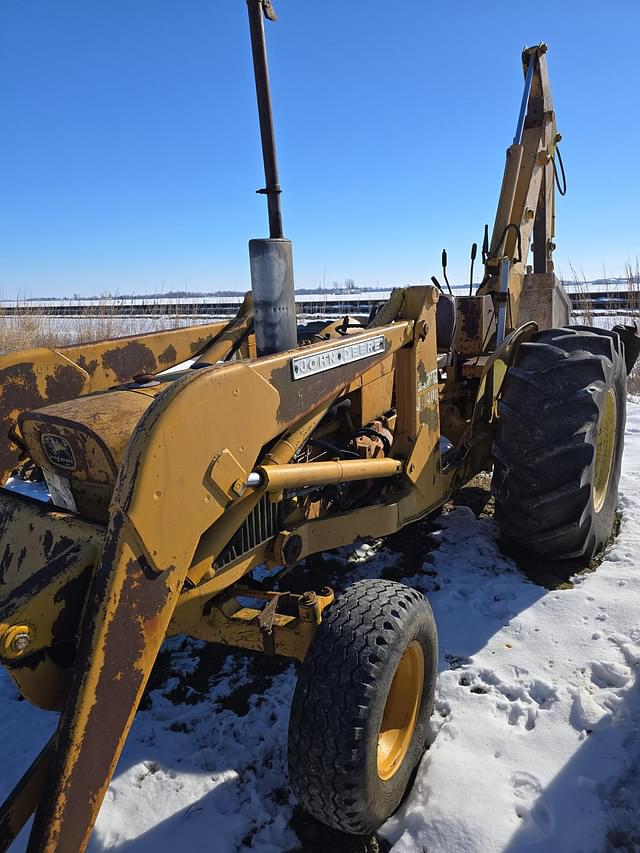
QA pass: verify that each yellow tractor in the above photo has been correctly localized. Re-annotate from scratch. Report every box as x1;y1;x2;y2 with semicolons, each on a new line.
0;4;636;849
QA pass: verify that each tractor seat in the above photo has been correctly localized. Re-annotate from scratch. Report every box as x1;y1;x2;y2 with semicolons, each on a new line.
436;292;457;353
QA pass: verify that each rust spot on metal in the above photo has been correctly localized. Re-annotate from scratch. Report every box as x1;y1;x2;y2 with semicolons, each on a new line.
459;299;481;340
101;342;157;383
0;544;12;584
76;356;98;377
50;564;94;648
45;365;85;402
0;362;45;479
420;406;438;430
158;344;177;365
0;323;224;483
190;335;214;354
137;552;164;580
42;530;54;559
49;536;75;562
0;543;91;625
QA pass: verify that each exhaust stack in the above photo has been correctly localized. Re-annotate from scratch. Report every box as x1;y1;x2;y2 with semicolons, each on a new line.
246;0;297;356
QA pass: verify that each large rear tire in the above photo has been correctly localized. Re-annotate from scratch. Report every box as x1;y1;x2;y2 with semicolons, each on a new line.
288;579;438;835
493;326;626;566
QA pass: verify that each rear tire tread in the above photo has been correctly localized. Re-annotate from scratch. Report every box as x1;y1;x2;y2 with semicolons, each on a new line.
493;327;626;565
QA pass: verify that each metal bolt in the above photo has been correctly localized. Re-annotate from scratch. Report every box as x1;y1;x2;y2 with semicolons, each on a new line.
10;633;31;653
2;625;32;657
232;478;247;497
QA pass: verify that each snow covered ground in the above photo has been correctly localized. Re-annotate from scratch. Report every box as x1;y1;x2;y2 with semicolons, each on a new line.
2;405;640;852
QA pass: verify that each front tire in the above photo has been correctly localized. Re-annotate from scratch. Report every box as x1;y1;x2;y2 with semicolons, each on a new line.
493;326;626;566
288;579;438;835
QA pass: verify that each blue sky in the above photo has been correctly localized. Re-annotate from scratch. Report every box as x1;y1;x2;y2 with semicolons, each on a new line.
1;0;638;297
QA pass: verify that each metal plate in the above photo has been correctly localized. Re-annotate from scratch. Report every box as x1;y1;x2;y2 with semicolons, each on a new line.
291;335;385;380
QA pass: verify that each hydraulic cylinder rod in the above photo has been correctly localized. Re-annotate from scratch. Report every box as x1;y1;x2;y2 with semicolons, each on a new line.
514;52;537;146
496;257;510;345
251;458;403;491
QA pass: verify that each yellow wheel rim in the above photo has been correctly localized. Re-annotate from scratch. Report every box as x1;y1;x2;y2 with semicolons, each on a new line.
377;640;425;781
593;388;617;514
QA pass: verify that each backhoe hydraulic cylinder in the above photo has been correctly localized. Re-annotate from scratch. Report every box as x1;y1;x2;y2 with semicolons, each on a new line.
496;257;510;345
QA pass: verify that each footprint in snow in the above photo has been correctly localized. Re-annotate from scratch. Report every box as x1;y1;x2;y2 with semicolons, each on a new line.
609;634;640;667
590;660;632;689
511;771;555;838
444;651;472;670
457;668;559;731
569;659;633;732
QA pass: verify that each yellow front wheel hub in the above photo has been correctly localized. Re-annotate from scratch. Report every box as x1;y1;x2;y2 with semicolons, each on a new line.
377;640;425;781
593;388;617;514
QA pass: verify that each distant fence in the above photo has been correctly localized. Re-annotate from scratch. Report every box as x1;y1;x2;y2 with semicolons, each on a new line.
1;281;636;317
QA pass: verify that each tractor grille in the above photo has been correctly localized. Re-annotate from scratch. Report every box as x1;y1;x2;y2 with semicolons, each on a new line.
216;493;284;569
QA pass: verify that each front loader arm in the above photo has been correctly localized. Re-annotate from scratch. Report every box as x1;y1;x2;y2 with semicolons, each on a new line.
0;293;259;485
0;321;229;484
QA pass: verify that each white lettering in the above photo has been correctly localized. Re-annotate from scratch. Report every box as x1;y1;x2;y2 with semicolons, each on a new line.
291;335;385;380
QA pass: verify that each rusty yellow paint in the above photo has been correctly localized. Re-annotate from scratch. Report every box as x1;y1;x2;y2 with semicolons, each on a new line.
173;587;334;661
186;402;333;586
0;734;57;851
273;503;401;566
0;282;527;851
193;292;254;366
0;320;228;483
0;37;584;851
477;46;560;328
28;518;191;852
0;490;104;710
454;296;495;355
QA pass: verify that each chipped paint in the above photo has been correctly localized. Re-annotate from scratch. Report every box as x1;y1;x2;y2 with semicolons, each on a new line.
0;322;227;483
158;344;177;365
